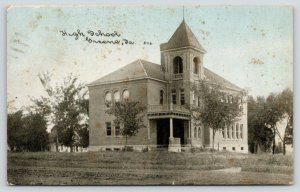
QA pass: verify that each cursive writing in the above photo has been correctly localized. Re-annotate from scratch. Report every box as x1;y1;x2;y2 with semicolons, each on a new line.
59;29;152;46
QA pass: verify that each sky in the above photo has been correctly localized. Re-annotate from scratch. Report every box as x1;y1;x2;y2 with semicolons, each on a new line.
7;5;293;111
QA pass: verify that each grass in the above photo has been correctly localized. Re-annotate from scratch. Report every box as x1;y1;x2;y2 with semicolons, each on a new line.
7;150;293;185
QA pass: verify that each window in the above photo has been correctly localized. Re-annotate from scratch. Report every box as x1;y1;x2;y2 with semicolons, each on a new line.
114;91;120;103
172;89;177;104
194;127;197;138
198;127;201;139
241;147;244;150
123;89;130;100
236;123;239;139
104;92;112;107
159;90;164;104
232;147;236;151
106;122;112;136
192;91;195;105
227;126;230;139
193;57;199;74
180;89;185;105
173;56;183;74
231;125;234;139
223;147;226;150
115;123;120;136
240;124;243;139
222;128;225;138
198;97;202;108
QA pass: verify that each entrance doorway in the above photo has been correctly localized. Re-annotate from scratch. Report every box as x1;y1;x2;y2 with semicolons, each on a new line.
156;119;169;147
156;118;185;147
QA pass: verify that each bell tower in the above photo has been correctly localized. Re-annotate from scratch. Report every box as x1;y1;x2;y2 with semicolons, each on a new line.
160;20;206;106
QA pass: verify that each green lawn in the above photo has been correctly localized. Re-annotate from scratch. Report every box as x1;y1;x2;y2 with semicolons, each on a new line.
7;150;293;185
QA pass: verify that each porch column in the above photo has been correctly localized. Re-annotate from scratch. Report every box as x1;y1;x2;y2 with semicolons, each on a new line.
147;119;150;140
188;120;191;138
169;118;173;138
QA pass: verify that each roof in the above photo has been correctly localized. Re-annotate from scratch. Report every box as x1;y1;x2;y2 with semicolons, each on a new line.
88;59;165;85
204;68;242;91
88;59;242;91
160;20;206;52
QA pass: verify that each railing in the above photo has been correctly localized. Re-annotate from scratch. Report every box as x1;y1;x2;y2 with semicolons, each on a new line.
172;73;183;79
147;104;169;112
147;104;189;113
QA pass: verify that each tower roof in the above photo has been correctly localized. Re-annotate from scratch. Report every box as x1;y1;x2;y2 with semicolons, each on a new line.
160;20;206;52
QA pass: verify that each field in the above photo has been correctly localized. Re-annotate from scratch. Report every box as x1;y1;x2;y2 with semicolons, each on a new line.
7;150;293;185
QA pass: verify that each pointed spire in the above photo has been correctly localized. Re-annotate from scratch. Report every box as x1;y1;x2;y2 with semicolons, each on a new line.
160;20;206;53
183;5;185;21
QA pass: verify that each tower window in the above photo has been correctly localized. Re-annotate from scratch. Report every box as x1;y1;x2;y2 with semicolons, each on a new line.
193;57;200;74
192;91;195;105
180;89;185;105
171;89;177;104
159;90;164;104
173;56;183;74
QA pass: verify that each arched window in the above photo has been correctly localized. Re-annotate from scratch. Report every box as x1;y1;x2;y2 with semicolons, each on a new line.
173;56;183;74
193;57;199;74
123;89;130;100
198;127;201;139
114;91;120;103
240;124;243;139
222;127;225;139
236;123;239;139
159;90;164;104
227;126;230;139
171;89;177;104
194;127;197;138
104;92;112;107
232;125;235;139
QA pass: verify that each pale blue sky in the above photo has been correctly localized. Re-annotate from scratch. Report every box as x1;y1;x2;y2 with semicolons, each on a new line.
7;6;293;110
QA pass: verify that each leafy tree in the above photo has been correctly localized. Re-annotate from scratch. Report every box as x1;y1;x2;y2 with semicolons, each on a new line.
38;72;89;152
192;81;243;150
7;110;26;151
105;100;147;145
278;88;293;154
247;89;293;155
248;96;273;153
22;112;49;151
7;110;49;152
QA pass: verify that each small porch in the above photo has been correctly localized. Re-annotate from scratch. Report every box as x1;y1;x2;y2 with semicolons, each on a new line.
147;113;191;152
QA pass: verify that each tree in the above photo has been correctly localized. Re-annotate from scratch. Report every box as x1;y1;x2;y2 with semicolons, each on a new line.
105;100;147;146
38;72;89;152
248;96;273;153
192;81;243;150
7;110;49;152
247;89;293;155
22;112;49;151
278;88;293;155
7;110;26;151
